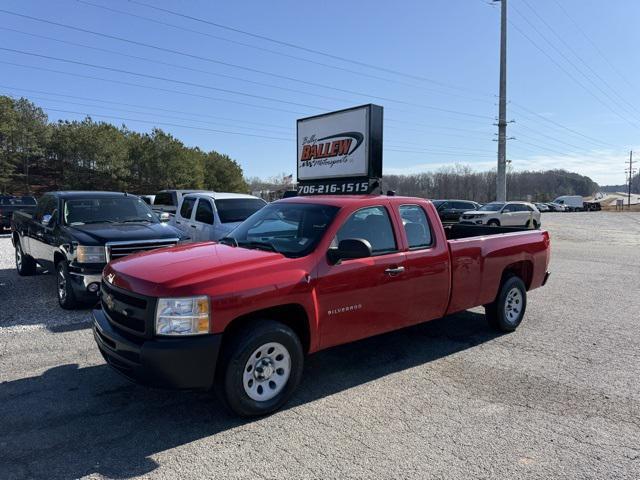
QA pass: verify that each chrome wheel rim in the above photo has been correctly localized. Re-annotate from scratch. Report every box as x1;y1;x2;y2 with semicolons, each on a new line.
57;265;66;302
15;246;22;270
504;287;523;324
243;342;291;402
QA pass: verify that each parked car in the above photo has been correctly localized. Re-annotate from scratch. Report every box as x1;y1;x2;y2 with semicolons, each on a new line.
534;202;550;212
172;192;267;242
460;201;541;228
552;195;584;212
11;191;187;309
92;194;550;416
152;190;205;217
0;195;37;231
139;194;155;206
546;202;567;212
431;199;482;223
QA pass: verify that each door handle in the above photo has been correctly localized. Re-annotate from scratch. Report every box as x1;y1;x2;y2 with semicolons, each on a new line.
190;225;197;229
384;266;405;276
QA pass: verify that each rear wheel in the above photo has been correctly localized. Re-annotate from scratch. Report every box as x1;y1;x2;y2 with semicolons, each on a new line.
217;319;304;417
15;241;37;276
56;261;77;309
485;275;527;332
526;219;540;229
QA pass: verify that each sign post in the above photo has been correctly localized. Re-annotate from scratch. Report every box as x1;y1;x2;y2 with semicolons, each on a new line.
296;104;383;195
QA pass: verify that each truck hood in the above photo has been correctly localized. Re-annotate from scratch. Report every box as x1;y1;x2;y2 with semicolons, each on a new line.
105;242;286;295
66;222;184;245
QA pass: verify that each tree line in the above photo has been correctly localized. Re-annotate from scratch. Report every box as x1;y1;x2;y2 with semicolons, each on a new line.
0;95;248;195
381;165;599;202
249;166;599;202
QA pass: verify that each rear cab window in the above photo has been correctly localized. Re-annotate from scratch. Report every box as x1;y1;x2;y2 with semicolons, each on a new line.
399;205;432;249
216;198;267;223
155;192;174;206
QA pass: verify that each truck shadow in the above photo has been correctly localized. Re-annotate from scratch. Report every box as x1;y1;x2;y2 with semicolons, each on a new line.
0;310;497;479
0;267;95;331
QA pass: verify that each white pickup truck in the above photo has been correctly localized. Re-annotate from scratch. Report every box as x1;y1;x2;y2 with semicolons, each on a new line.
171;192;266;242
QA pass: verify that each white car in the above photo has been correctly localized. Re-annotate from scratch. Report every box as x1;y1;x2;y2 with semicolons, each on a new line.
172;192;267;242
460;201;541;228
552;195;584;212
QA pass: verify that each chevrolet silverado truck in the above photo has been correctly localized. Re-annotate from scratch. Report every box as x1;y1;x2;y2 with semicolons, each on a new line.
12;191;187;309
93;195;550;416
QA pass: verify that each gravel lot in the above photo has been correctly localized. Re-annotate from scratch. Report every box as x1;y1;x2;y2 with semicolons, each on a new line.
1;212;639;480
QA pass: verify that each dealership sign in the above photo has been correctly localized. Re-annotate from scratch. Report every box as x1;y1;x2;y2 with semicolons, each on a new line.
296;104;383;195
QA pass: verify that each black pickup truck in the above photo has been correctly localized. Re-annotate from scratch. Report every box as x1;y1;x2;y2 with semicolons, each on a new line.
11;191;187;309
0;195;37;231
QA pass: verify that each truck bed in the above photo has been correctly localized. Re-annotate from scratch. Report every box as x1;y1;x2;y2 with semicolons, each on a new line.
445;226;550;315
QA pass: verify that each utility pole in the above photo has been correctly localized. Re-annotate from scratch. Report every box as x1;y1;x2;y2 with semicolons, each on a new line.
626;150;636;210
495;0;508;202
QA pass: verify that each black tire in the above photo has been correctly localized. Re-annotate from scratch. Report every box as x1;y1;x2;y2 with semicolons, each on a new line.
525;219;540;229
217;319;304;417
487;219;500;227
15;241;37;276
56;261;78;309
485;275;527;332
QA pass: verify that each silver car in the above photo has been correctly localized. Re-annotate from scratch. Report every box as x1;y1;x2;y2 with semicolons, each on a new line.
171;192;267;242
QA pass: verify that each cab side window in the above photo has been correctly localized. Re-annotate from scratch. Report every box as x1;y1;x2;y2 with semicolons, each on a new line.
195;199;215;225
179;197;196;219
399;205;432;249
35;196;56;224
334;206;396;255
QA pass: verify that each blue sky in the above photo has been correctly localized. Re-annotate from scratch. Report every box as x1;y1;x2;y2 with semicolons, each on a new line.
1;0;638;185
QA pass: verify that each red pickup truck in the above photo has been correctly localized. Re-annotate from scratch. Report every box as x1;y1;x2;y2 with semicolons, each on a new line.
93;195;550;416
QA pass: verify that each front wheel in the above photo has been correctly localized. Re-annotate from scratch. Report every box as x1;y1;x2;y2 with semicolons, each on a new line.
218;320;304;417
485;275;527;332
487;219;500;227
56;261;78;309
15;242;37;276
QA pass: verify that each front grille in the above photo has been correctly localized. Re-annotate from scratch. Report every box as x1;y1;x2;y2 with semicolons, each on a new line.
101;281;155;338
106;239;179;261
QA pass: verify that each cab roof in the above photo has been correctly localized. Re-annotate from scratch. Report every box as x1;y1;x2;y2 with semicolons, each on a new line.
277;195;428;207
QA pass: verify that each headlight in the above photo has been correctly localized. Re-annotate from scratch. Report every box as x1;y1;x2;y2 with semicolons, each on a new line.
155;296;210;336
76;245;106;263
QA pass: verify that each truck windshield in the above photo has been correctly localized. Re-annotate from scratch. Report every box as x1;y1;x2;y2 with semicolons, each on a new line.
216;198;267;223
479;202;505;212
64;197;158;225
223;203;339;258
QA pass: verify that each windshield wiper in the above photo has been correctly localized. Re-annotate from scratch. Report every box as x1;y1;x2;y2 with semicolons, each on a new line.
120;219;153;223
237;240;276;252
219;237;238;247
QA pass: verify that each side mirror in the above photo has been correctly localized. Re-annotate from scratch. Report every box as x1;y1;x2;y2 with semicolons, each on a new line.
41;214;52;227
327;238;372;264
159;212;171;223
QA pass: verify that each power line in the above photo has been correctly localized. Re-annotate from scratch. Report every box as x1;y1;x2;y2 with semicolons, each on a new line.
519;0;640;119
0;9;493;120
550;0;637;93
509;14;640;131
0;60;309;115
510;102;617;149
0;46;335;111
75;0;493;104
1;89;496;156
3;93;294;136
125;0;489;96
0;84;293;130
512;3;640;126
41;107;293;140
